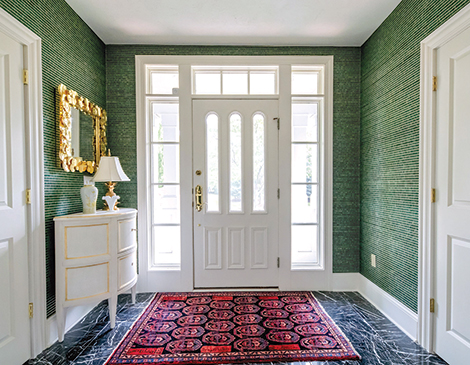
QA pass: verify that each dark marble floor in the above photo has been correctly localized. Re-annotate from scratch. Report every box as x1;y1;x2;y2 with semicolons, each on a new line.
27;292;448;365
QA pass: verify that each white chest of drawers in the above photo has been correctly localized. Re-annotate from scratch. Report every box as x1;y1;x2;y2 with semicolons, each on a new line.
54;208;138;342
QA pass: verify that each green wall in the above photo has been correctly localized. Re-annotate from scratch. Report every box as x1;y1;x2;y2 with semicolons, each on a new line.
106;45;362;274
360;0;470;312
0;0;106;316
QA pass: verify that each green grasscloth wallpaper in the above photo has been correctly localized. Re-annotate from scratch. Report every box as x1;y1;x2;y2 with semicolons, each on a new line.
360;0;470;312
0;0;106;316
106;45;362;275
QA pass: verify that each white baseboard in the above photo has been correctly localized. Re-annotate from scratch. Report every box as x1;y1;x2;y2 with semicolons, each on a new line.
357;275;418;341
45;304;95;347
331;272;362;291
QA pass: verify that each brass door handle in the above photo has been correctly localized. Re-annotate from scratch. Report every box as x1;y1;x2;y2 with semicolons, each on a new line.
195;185;203;212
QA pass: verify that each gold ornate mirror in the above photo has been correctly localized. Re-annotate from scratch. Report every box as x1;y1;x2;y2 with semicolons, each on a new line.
58;84;107;173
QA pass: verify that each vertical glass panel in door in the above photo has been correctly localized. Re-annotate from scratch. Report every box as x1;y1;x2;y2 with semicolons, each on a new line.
292;144;317;183
206;113;219;212
253;113;265;212
152;144;180;183
292;102;318;142
230;113;242;212
152;185;180;224
291;225;318;266
152;102;179;142
291;184;318;223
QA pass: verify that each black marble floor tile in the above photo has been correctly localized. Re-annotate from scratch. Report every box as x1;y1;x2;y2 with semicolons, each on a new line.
27;292;447;365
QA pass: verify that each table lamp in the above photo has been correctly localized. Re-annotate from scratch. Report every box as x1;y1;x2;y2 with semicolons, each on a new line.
93;153;130;211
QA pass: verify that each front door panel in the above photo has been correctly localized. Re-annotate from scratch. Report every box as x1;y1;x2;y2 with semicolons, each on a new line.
193;99;279;287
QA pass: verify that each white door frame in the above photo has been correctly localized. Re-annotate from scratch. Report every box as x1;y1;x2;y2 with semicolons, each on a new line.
136;55;333;293
0;8;46;358
418;2;470;352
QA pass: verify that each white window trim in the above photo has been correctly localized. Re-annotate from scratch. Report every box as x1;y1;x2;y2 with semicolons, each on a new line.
136;55;333;292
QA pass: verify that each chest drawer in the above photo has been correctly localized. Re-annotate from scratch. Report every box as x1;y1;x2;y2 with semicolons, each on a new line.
118;250;137;290
118;218;136;253
65;223;109;260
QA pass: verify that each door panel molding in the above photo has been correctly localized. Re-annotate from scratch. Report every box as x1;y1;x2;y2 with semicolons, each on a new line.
419;2;470;353
0;8;45;358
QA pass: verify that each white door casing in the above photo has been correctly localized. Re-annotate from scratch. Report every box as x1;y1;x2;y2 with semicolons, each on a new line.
0;29;31;364
193;99;279;288
136;55;333;293
433;25;470;364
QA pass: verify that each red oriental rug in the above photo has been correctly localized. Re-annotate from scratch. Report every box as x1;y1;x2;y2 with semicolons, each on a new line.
106;292;360;364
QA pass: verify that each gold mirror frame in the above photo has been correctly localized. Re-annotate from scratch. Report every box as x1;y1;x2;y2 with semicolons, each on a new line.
58;84;107;173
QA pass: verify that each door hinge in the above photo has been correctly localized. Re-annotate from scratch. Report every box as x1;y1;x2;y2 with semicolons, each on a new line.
277;257;280;268
277;188;280;199
23;69;29;85
430;298;435;313
29;303;34;318
432;76;437;91
26;189;31;205
431;188;436;203
274;117;280;130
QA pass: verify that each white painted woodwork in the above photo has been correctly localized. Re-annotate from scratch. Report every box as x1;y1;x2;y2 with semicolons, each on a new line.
204;227;222;269
66;263;109;301
250;227;268;269
118;218;136;253
136;55;332;293
54;209;138;342
118;251;138;289
0;27;31;365
227;227;245;269
193;99;279;287
434;24;470;364
65;224;108;259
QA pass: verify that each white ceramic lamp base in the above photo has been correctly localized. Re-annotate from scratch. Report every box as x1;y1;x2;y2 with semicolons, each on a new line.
103;195;120;211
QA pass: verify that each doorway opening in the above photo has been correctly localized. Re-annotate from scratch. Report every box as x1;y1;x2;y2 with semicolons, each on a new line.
136;56;333;292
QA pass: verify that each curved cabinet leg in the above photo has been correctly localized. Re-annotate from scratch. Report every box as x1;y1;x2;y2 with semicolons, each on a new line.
108;296;117;328
131;284;137;304
56;304;65;342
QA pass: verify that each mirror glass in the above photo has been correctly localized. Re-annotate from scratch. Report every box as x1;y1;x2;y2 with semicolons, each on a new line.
70;108;95;161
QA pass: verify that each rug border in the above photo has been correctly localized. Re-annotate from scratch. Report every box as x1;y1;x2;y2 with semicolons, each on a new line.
105;293;158;365
105;291;361;364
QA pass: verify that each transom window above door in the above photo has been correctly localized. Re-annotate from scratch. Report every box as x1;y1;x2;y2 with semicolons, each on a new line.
192;66;278;95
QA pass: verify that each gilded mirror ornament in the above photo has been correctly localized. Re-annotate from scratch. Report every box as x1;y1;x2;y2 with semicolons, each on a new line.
58;84;107;173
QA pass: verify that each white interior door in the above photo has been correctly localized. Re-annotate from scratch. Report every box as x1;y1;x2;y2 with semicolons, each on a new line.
0;30;31;363
193;99;279;288
434;25;470;364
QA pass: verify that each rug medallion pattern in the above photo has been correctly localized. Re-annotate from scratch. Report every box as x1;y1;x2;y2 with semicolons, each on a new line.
106;292;360;364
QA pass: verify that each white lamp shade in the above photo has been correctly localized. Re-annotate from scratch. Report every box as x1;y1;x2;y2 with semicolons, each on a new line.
93;156;130;182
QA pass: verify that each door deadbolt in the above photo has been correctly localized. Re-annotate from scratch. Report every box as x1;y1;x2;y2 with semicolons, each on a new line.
195;170;202;176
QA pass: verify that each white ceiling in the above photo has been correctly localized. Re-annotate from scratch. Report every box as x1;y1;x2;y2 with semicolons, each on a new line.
65;0;401;46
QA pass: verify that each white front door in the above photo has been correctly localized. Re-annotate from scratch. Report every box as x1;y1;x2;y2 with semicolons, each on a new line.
434;25;470;364
0;30;31;363
193;99;279;288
